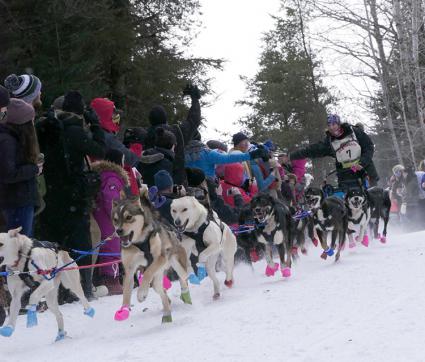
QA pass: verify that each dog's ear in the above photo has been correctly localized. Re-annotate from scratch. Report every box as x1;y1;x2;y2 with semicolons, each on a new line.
8;227;22;237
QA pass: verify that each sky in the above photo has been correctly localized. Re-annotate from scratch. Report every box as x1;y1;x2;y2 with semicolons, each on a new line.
191;0;282;142
191;0;375;143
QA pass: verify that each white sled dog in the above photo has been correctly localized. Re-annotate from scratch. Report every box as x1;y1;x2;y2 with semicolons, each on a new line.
0;228;94;341
170;196;237;299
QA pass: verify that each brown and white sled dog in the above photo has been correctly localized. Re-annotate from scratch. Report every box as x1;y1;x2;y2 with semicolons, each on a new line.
112;193;191;324
0;228;94;341
170;196;237;299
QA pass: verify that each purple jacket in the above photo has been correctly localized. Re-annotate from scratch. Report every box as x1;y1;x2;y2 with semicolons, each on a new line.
91;161;128;276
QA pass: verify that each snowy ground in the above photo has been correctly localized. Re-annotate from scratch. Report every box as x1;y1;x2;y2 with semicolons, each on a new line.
2;230;425;362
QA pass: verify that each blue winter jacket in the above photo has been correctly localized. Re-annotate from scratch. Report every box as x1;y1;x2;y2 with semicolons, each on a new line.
186;149;250;178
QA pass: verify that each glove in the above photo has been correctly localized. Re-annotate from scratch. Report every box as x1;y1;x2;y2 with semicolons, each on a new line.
84;107;100;126
249;147;269;161
183;83;201;100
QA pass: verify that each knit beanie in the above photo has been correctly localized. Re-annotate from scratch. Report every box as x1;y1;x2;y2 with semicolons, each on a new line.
0;85;10;108
207;140;228;152
52;95;65;110
6;98;35;125
232;132;249;146
185;167;206;187
154;127;176;149
62;91;85;115
154;170;174;192
91;98;119;133
123;127;147;146
149;105;168;126
105;149;124;166
4;73;42;104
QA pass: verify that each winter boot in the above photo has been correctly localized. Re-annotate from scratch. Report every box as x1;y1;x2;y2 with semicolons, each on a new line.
102;276;123;296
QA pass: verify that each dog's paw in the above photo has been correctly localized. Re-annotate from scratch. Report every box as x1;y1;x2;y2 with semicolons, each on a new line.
265;263;279;277
162;314;172;323
320;251;328;260
281;267;291;278
26;305;38;328
196;263;207;281
224;279;233;288
84;307;95;318
114;305;130;321
0;325;14;337
55;330;67;342
361;235;369;247
163;275;172;290
326;248;334;257
312;238;319;247
188;273;200;285
249;249;259;262
137;286;149;302
213;293;220;300
380;235;387;244
180;291;192;304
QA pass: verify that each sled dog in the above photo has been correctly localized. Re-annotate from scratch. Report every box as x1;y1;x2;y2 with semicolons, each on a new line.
0;228;94;341
112;192;191;323
250;193;293;277
305;187;348;261
170;196;237;299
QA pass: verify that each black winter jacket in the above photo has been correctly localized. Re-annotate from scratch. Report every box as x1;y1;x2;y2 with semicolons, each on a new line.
36;110;106;209
0;124;39;209
137;147;175;188
145;97;201;185
290;123;379;183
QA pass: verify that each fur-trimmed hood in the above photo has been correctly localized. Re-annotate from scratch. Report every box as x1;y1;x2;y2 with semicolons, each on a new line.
91;160;129;186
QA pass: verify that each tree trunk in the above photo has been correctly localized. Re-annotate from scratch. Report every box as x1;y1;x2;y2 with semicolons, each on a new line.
365;0;403;163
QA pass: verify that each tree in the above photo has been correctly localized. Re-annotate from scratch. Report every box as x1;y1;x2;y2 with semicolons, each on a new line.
0;0;223;127
239;1;335;180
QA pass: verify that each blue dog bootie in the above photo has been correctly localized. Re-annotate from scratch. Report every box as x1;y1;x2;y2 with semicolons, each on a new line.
188;273;200;285
0;325;14;337
84;307;95;318
326;248;335;257
26;304;38;328
55;329;67;342
196;263;207;281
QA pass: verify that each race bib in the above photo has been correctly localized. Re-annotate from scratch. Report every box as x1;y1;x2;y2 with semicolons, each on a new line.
331;130;362;164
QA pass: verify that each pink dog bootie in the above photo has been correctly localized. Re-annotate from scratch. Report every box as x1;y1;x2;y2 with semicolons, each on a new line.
163;276;172;290
265;263;279;277
349;240;356;248
114;305;130;321
361;235;369;247
312;238;319;247
281;267;291;278
380;235;387;244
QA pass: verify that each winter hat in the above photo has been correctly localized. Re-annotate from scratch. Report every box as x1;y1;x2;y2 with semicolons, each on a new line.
154;127;176;149
154;170;174;191
0;85;10;108
105;149;124;166
263;140;276;152
327;114;341;125
149;105;168;126
62;91;85;115
91;98;119;133
123;127;147;146
4;73;42;104
6;98;35;125
52;95;65;110
207;140;228;152
392;164;405;175
232;132;249;146
185;167;206;187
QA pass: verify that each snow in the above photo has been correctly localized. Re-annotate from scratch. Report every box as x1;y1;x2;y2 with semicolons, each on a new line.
2;230;425;362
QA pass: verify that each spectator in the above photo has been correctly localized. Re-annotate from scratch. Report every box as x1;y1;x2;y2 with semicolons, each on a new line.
4;73;42;109
221;163;255;208
137;127;176;187
0;99;39;236
278;151;293;174
154;170;179;225
91;98;139;167
145;84;202;185
185;140;268;179
36;91;105;300
0;85;9;124
92;149;128;295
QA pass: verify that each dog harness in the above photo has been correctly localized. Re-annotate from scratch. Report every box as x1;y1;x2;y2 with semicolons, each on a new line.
18;240;59;289
183;216;225;254
133;229;157;266
255;222;278;244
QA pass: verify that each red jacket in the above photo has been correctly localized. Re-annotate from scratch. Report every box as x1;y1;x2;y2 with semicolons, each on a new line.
221;163;255;207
